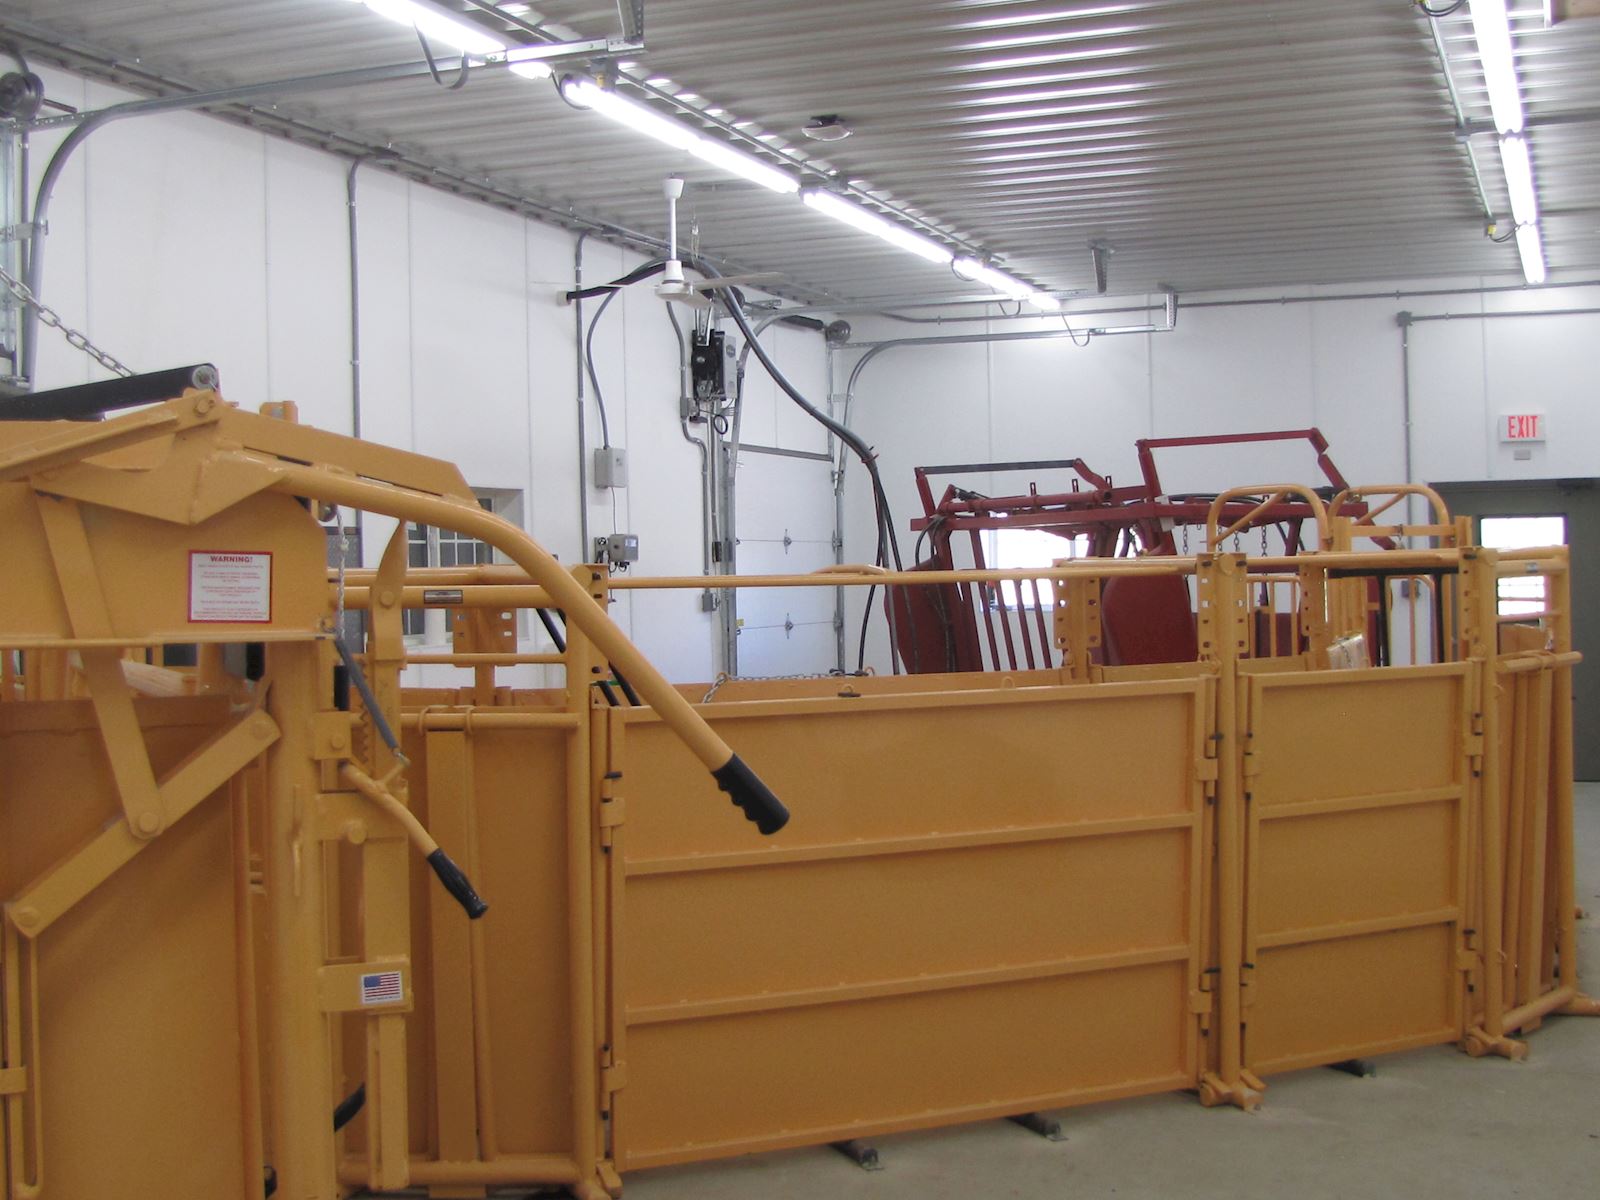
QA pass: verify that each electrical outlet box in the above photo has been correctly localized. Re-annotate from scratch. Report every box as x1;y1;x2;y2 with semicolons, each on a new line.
691;329;728;401
597;533;639;566
593;446;628;489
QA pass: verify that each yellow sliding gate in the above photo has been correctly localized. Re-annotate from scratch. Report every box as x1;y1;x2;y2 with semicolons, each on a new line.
609;680;1211;1167
1;399;1595;1199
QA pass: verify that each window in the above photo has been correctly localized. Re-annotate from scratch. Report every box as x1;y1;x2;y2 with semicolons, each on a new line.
985;528;1089;609
1479;515;1565;618
404;490;524;641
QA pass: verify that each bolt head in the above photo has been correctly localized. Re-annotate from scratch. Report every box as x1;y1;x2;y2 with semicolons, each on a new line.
136;811;161;835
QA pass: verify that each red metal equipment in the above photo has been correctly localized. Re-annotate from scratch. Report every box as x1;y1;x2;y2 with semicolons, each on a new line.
890;430;1381;674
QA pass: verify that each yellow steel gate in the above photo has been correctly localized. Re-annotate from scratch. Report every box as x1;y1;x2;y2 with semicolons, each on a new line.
1240;665;1471;1075
607;680;1213;1167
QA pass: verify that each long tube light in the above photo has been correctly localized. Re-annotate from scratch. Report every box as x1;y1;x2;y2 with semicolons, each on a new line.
337;6;1063;302
953;256;1059;311
801;190;954;265
1468;0;1546;284
561;77;799;194
1515;223;1547;286
1469;0;1525;133
348;0;507;58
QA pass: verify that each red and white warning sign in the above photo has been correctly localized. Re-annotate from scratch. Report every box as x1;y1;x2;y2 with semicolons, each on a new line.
188;551;273;623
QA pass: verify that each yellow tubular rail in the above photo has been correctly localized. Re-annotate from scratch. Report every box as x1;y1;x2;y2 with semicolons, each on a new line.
252;459;788;834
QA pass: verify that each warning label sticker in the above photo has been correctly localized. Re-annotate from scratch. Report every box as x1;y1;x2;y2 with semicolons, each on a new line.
188;551;273;623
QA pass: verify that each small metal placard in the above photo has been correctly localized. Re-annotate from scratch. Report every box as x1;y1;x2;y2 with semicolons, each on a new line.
423;589;465;605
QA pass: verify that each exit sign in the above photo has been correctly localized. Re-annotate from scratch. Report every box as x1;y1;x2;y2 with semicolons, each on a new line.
1499;413;1545;443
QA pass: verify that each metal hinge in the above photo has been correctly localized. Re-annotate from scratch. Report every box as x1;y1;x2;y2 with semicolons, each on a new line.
599;788;625;848
602;1060;628;1094
1241;730;1260;778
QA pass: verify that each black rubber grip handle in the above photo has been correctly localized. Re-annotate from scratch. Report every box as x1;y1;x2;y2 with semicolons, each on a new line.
427;848;489;919
711;755;790;835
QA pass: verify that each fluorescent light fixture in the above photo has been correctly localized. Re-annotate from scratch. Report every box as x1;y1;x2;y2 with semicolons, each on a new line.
953;256;1030;299
1468;2;1546;285
561;76;698;150
349;0;506;57
1468;0;1525;133
953;256;1060;309
502;46;555;80
1498;133;1539;224
561;77;798;193
689;137;800;194
1515;222;1547;285
801;190;954;265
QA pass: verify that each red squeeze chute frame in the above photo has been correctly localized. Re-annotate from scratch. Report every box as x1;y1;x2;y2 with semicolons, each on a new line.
894;429;1392;675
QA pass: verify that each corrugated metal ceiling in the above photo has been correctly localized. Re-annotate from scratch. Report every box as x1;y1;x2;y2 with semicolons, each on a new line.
3;0;1598;304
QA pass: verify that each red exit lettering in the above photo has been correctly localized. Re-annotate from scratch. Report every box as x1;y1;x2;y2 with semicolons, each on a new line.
1502;413;1543;442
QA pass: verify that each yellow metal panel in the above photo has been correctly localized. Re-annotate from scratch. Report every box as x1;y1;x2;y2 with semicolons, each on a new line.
625;829;1192;1009
1255;800;1460;936
0;489;329;643
614;684;1208;1167
1248;926;1458;1072
1242;669;1469;1078
0;698;249;1198
403;726;575;1160
624;682;1204;862
1249;668;1466;804
618;962;1192;1170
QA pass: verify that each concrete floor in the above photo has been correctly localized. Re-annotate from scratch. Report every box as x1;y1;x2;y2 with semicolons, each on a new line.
626;785;1600;1200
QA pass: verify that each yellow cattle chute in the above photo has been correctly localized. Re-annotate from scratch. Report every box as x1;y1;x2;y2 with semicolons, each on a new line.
0;395;1593;1199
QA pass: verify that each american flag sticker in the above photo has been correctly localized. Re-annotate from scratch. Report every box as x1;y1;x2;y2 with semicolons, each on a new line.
360;971;405;1007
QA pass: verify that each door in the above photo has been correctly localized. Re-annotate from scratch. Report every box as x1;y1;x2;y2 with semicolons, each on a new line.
1432;479;1600;780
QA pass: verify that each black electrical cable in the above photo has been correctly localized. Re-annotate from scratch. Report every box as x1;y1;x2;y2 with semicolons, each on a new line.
1417;0;1466;16
415;30;471;90
537;607;622;706
583;287;620;449
701;262;917;672
564;260;672;304
571;252;913;672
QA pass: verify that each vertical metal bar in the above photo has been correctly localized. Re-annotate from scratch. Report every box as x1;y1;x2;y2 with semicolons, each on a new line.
424;731;483;1167
1028;578;1053;669
1198;553;1254;1108
969;530;1002;671
1549;564;1582;995
565;566;603;1197
263;641;338;1198
232;781;267;1200
1470;552;1509;1046
1013;577;1038;670
1501;672;1528;1004
1518;667;1553;1010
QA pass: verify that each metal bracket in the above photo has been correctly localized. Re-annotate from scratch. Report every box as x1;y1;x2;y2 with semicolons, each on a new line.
617;0;646;41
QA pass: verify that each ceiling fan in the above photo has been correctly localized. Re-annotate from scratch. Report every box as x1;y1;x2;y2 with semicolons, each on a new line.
656;177;782;308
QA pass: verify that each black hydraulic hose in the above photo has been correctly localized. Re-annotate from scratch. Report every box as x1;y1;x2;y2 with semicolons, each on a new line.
332;1083;367;1132
332;635;403;759
537;607;623;706
698;258;915;671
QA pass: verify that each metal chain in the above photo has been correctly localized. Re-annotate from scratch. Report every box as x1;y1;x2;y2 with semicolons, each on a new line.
702;670;865;704
0;263;135;378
